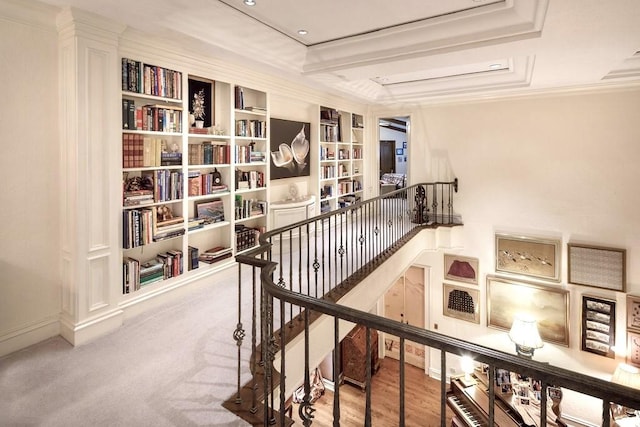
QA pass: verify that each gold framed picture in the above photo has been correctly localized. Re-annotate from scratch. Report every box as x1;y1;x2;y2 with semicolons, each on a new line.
444;254;479;285
443;283;480;324
568;244;626;292
487;275;569;346
495;233;560;282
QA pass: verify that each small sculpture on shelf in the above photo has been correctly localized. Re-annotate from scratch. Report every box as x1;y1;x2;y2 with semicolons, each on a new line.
191;89;206;128
156;205;174;222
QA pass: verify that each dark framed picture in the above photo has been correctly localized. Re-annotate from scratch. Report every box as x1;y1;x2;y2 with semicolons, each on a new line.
403;141;407;149
443;283;480;324
195;198;224;222
395;148;403;155
581;295;615;358
487;275;569;346
188;77;213;128
568;244;626;292
495;233;561;282
444;254;479;285
270;118;311;180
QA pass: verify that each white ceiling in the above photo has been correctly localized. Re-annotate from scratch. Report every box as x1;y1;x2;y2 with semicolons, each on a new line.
38;0;640;105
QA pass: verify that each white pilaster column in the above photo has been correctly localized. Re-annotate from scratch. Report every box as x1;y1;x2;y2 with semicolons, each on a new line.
57;7;125;345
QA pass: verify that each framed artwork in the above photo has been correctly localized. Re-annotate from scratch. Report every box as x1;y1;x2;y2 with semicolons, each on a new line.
395;148;403;155
495;233;561;282
444;254;479;285
195;198;224;222
628;295;640;331
270;118;311;180
403;141;407;149
188;78;213;128
628;331;640;368
581;295;615;358
443;283;480;324
487;275;569;346
568;244;626;292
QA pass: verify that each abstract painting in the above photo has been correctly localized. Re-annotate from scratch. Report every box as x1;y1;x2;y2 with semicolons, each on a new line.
270;118;311;180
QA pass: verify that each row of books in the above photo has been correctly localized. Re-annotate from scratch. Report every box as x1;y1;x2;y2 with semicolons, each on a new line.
337;179;363;195
122;134;182;168
235;119;266;138
198;246;233;264
235;145;265;164
122;207;186;249
235;225;258;252
235;196;267;220
320;165;336;179
122;249;184;293
320;122;342;142
320;146;335;161
188;171;228;197
236;169;264;190
188;142;230;165
122;99;183;133
321;184;334;199
123;189;154;207
121;58;182;99
147;169;183;202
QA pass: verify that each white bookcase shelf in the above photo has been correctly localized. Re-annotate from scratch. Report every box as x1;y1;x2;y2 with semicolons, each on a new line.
120;58;269;296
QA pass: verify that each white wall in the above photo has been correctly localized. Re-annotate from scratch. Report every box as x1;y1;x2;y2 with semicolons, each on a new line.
0;2;61;353
401;87;640;425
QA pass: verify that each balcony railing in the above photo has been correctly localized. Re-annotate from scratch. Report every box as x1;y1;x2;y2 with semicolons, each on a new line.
227;180;640;426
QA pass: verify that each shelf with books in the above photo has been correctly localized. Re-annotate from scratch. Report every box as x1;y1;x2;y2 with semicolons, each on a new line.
317;106;364;214
119;57;271;298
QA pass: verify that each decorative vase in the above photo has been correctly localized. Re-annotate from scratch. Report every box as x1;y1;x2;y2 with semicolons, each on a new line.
195;120;204;129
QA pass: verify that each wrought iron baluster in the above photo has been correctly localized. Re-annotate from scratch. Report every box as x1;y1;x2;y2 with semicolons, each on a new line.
299;309;315;426
399;336;405;427
234;263;244;404
365;326;372;427
279;298;286;426
440;349;447;427
333;317;341;426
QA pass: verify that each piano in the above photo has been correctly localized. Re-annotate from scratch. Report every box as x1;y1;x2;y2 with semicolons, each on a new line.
447;374;523;427
447;372;567;427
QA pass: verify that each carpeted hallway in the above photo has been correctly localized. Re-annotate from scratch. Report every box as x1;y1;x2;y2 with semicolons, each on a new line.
0;264;254;426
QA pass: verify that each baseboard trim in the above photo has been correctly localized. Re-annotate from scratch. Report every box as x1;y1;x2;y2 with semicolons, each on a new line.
59;308;125;346
119;260;235;320
0;315;60;358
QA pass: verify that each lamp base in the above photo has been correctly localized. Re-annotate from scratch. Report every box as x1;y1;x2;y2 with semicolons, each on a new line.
515;344;535;358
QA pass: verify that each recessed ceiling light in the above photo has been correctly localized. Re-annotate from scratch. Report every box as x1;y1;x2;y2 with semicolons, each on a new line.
297;29;308;35
244;0;256;6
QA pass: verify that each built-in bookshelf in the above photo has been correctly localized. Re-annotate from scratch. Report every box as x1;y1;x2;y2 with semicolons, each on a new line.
319;106;364;213
120;58;269;295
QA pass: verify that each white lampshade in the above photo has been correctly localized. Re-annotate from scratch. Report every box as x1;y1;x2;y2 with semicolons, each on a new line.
612;363;640;389
509;314;543;358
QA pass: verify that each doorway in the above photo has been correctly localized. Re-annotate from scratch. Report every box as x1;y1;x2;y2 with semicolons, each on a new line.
379;116;409;179
383;265;427;370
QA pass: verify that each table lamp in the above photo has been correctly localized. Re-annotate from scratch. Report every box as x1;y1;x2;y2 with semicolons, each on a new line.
509;314;543;358
611;363;640;417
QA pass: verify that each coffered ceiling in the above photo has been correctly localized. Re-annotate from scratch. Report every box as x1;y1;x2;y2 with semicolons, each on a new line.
37;0;640;105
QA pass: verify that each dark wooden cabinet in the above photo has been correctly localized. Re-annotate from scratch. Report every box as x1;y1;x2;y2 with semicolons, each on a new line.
341;324;380;390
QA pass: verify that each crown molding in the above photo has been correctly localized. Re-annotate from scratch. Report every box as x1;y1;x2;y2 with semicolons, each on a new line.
0;0;58;30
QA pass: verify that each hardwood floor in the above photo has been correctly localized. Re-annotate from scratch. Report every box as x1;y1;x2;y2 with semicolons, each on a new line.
290;357;453;426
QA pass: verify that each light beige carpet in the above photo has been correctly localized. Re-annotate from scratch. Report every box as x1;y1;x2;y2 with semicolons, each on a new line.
0;265;254;426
